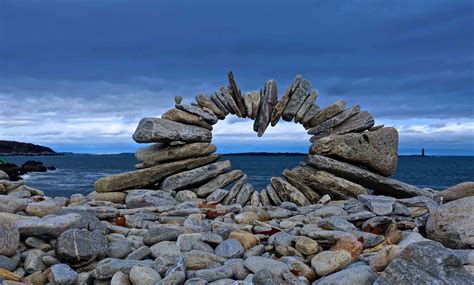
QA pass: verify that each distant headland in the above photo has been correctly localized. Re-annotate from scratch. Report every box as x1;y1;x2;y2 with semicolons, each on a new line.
0;140;61;156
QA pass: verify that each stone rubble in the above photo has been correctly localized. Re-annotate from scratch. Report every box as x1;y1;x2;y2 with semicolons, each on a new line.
0;72;472;284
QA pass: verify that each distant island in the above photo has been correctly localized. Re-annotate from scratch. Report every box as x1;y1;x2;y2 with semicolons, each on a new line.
0;140;61;156
222;152;306;156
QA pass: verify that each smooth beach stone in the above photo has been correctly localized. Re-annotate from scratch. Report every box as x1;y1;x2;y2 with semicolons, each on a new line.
161;160;232;192
144;227;182;246
24;249;47;273
129;264;161;285
17;213;81;238
132;118;212;143
176;190;198;202
194;264;234;282
244;256;290;275
24;199;63;217
153;254;184;276
215;239;244;259
434;182;474;202
375;241;473;284
57;208;107;233
0;170;8;180
92;258;154;279
47;264;78;285
310;110;375;141
126;246;152;260
311;250;352;276
254;80;277;136
0;255;19;271
305;154;432;198
184;250;225;270
0;222;19;257
196;170;243;197
369;245;401;272
56;229;109;266
89;191;127;204
156;271;186;285
111;271;131;285
125;189;177;208
95;154;220;192
108;241;132;259
295;89;318;123
358;195;395;216
290;166;368;200
162;108;213;130
310;128;399;176
176;104;218;124
314;264;377;285
0;195;28;213
265;184;282;205
228;230;258;251
304;99;346;129
318;216;357;232
295;236;319;255
426;197;474;249
150;241;181;258
135;142;216;169
259;189;271;206
308;104;360;135
196;94;226;119
282;87;309;122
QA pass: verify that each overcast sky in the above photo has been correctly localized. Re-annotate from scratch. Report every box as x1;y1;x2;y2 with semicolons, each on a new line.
1;0;473;155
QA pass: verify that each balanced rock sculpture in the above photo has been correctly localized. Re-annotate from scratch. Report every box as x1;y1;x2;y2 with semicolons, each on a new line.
95;71;434;206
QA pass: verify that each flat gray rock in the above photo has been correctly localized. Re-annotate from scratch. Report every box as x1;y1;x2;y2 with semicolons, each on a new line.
222;175;247;205
210;93;230;115
176;104;218;124
17;213;81;238
304;99;346;129
196;94;226;119
92;258;154;279
310;110;375;142
271;74;302;126
235;183;254;205
215;239;244;259
314;264;377;285
301;104;321;125
265;184;282;205
196;170;243;197
358;195;396;216
47;264;78;285
243;91;260;119
219;87;242;117
426;197;474;249
282;86;309;122
310;128;399;176
132;118;212;143
161;160;232;191
375;241;473;284
305;154;433;198
244;256;289;275
308;104;360;135
95;154;219;192
206;189;229;203
271;177;311;206
295;89;318;123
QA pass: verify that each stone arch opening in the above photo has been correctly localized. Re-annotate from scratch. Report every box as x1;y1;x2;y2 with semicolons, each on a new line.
95;71;432;207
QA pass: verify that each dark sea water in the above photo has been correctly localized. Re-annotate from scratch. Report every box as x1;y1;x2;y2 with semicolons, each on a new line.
3;154;473;197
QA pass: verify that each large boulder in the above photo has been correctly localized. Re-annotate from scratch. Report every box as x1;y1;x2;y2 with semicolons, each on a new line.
132;118;212;143
56;229;109;266
0;222;19;256
426;196;474;249
434;182;474;202
309;127;398;176
375;241;473;284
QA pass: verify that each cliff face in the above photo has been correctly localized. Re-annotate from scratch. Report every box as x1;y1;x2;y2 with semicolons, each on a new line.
0;140;58;155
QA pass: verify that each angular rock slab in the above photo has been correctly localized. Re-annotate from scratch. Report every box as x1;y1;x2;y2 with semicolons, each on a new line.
271;74;302;126
426;197;474;249
196;94;226;119
243;91;260;119
135;142;216;169
375;241;473;284
176;104;218;124
310;111;374;142
304;99;346;129
161;160;232;192
308;104;360;135
95;155;220;192
196;170;244;197
254;80;277;137
161;108;213;130
434;182;474;203
305;154;433;198
310;127;398;176
133;118;212;143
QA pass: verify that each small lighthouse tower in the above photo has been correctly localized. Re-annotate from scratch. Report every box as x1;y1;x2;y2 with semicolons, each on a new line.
421;148;425;157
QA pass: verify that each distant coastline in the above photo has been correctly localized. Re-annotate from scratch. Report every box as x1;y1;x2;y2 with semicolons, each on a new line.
0;140;61;156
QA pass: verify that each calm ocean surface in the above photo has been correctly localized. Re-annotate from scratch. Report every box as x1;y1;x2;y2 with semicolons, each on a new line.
3;154;473;197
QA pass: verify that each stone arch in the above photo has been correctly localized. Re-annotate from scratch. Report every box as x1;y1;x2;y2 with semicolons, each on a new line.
95;72;433;206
